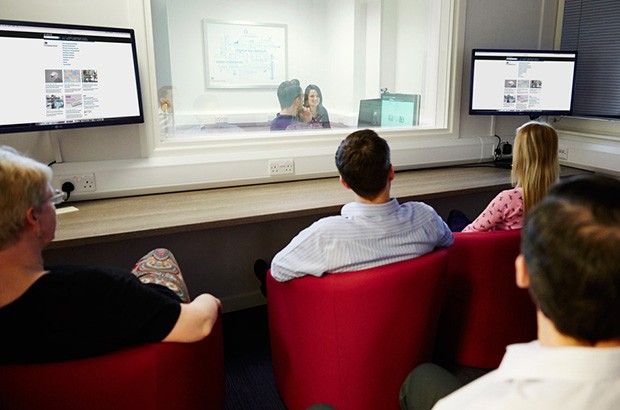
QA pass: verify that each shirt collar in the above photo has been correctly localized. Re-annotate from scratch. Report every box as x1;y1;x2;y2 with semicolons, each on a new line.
496;341;620;381
341;198;399;218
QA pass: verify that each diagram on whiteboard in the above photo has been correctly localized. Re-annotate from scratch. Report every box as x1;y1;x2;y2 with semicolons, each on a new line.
204;21;287;88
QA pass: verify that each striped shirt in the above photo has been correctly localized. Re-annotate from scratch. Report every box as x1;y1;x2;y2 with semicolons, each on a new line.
270;199;454;282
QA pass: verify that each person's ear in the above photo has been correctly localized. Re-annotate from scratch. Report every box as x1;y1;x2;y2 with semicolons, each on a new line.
26;207;38;224
339;175;351;190
515;254;530;289
388;164;395;181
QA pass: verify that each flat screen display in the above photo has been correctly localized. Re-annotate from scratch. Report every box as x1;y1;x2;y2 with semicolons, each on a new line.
0;19;144;134
380;94;420;127
357;94;420;128
469;49;577;117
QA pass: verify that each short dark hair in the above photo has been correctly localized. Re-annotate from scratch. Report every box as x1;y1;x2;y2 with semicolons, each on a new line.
335;129;391;200
521;174;620;343
277;79;303;109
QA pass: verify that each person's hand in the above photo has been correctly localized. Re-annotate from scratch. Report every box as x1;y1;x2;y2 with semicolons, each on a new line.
163;293;222;342
193;293;222;312
299;107;312;123
160;98;171;113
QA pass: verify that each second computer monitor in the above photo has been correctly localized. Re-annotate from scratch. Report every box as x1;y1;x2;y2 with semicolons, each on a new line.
357;94;420;128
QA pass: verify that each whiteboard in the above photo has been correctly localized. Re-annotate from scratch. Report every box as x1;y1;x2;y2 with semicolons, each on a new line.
203;20;287;88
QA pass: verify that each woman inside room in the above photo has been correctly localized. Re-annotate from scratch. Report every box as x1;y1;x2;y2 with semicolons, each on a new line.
304;84;331;128
0;146;221;364
449;120;559;232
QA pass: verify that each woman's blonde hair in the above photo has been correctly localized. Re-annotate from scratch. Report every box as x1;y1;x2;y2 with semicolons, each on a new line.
511;121;559;212
0;146;52;249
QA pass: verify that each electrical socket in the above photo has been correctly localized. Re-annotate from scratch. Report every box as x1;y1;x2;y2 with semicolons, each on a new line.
558;147;569;160
269;159;295;176
56;173;97;193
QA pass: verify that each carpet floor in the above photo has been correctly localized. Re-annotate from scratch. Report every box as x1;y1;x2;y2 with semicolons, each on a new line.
223;304;286;410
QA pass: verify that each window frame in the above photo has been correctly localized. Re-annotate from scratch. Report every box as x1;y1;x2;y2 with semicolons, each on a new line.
141;0;466;177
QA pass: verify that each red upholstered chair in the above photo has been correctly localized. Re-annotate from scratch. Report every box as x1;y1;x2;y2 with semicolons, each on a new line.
267;249;449;410
436;230;537;369
0;315;225;410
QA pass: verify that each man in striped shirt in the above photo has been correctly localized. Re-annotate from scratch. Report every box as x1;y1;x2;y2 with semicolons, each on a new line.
269;129;453;282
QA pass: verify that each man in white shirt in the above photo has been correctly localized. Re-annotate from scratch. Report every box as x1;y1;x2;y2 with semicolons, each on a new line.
266;129;453;283
400;173;620;410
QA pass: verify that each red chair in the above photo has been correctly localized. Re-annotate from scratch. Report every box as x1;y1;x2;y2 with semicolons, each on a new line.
0;315;225;410
267;249;449;410
436;230;537;369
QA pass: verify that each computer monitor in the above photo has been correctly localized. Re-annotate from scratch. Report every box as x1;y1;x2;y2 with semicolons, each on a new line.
357;94;420;128
380;93;420;127
469;49;577;118
357;98;382;127
0;19;144;134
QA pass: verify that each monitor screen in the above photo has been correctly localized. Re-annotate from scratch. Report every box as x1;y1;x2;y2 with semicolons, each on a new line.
380;94;420;127
469;49;577;117
357;94;420;128
357;98;382;127
0;19;144;134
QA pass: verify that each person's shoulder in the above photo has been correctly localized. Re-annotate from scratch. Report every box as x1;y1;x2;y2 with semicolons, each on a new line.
400;200;438;213
498;187;522;196
496;188;523;203
45;265;135;286
308;214;346;230
24;266;136;305
270;114;294;130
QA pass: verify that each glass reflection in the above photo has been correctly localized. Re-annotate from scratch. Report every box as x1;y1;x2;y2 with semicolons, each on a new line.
151;0;437;138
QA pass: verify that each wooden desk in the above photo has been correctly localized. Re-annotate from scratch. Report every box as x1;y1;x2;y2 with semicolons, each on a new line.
50;165;587;249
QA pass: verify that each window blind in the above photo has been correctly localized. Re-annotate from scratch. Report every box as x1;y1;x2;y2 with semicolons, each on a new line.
561;0;620;118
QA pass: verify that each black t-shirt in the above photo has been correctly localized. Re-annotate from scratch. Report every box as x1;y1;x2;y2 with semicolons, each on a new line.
0;265;181;364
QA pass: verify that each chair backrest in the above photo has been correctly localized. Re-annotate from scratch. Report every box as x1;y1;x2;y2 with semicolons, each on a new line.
0;315;225;410
267;248;448;410
436;230;537;369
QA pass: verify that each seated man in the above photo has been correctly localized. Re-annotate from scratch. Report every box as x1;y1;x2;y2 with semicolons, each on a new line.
270;78;316;131
400;173;620;410
264;129;453;282
0;146;221;364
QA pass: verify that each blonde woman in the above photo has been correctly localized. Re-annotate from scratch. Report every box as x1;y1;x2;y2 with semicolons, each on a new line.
460;121;559;232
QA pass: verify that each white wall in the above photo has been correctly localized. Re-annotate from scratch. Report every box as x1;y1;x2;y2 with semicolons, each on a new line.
2;0;618;180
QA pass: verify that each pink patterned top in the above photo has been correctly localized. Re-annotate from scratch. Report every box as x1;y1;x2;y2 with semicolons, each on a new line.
462;188;524;232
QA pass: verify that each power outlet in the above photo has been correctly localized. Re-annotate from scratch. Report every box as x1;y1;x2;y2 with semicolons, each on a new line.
558;147;569;160
56;173;97;193
269;159;295;176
